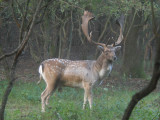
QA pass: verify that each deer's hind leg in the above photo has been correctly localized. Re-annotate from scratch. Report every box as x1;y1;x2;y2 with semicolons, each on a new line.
41;77;59;112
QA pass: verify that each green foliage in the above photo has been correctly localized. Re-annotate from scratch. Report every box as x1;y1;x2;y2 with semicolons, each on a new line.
45;0;160;21
0;0;148;27
0;81;159;120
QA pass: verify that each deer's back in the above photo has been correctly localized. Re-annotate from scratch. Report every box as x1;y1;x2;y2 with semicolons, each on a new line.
41;58;96;88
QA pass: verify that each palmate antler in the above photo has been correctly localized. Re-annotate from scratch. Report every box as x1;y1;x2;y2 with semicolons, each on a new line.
81;11;124;47
81;11;107;48
115;14;124;45
81;11;94;42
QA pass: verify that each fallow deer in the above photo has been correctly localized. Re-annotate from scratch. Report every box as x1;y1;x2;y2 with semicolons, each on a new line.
38;11;124;112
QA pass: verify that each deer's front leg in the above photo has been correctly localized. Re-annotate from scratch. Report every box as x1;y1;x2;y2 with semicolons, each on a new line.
83;89;88;109
83;81;93;109
88;88;93;109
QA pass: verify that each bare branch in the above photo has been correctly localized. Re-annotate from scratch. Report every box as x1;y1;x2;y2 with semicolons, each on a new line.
15;0;24;17
97;15;111;43
0;0;40;62
19;0;31;43
11;0;21;28
12;0;44;66
35;0;54;24
60;0;84;10
0;0;44;119
0;47;19;61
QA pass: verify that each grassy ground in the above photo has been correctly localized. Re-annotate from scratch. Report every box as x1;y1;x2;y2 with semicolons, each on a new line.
0;80;160;120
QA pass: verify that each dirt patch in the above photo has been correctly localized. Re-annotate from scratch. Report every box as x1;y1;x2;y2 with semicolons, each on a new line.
0;56;39;82
103;76;160;92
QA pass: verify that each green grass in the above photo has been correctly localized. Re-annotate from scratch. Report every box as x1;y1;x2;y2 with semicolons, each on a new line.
0;80;160;120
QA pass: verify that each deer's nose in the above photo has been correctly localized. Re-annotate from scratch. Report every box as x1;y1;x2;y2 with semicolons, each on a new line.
114;56;117;61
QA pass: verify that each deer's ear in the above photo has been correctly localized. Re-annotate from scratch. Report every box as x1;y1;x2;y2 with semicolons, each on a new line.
114;46;121;51
97;45;104;52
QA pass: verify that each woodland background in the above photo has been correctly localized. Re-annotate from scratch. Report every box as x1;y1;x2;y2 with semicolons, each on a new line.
0;0;160;120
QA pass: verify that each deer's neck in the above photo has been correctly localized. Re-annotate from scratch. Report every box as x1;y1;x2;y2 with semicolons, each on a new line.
94;54;104;70
94;54;113;79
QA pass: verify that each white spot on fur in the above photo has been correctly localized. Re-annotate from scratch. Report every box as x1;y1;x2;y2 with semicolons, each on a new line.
99;69;106;78
99;64;112;79
107;64;112;74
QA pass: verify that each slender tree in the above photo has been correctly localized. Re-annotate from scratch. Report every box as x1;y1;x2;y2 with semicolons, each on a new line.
122;0;160;119
0;0;44;119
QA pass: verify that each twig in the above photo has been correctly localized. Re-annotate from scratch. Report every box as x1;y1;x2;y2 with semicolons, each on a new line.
0;47;19;61
60;0;84;10
122;11;137;60
11;0;20;28
35;0;54;25
97;15;111;43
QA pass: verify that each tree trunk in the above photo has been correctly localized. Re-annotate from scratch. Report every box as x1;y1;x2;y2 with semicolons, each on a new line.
122;9;145;78
122;1;160;119
122;28;160;120
0;0;43;119
67;19;73;59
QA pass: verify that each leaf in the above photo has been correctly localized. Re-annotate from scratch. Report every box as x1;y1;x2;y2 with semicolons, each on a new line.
104;88;108;91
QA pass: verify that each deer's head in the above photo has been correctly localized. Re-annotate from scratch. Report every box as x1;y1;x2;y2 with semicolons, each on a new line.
97;45;121;62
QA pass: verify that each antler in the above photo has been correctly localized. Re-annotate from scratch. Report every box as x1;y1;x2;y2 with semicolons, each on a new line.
81;11;106;48
81;11;124;47
114;14;124;46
